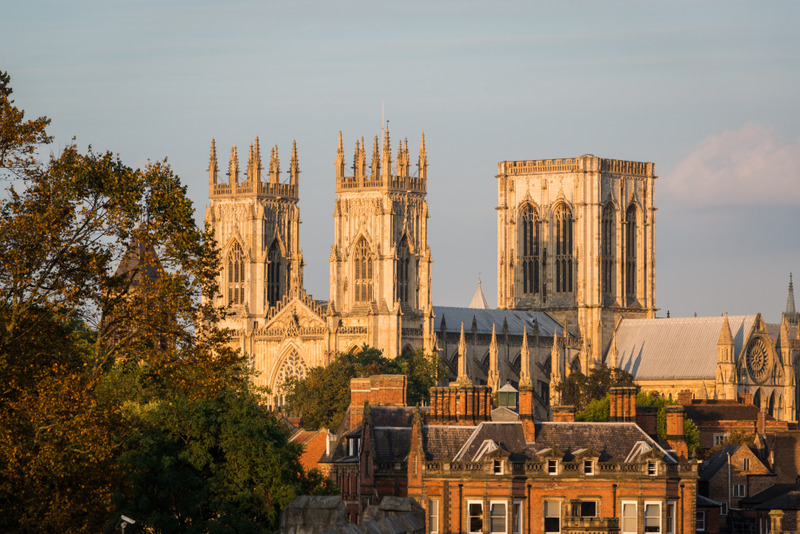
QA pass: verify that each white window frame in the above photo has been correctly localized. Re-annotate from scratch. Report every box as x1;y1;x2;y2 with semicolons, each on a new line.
583;459;594;475
696;510;706;532
467;500;484;534
666;500;676;534
621;500;638;534
644;501;661;534
544;499;561;534
493;459;504;475
713;433;726;446
647;460;658;476
428;499;439;534
733;483;746;498
548;459;558;475
489;500;507;534
512;500;523;534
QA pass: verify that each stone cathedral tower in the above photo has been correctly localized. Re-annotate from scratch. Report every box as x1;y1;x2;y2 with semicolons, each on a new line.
496;155;656;372
329;129;435;358
205;138;303;333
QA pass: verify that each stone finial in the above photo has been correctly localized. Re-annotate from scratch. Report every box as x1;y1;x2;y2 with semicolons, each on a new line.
418;132;427;180
381;126;391;180
290;140;300;186
456;322;469;383
269;145;280;184
370;135;380;180
519;325;532;387
336;131;345;180
488;324;499;392
253;137;262;183
228;145;239;189
208;138;218;189
719;312;734;348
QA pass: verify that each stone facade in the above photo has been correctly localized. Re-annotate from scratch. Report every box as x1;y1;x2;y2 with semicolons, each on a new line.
496;155;657;371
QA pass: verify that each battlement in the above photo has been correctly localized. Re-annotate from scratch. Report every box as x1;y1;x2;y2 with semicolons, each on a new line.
335;130;428;194
208;137;300;200
497;154;654;177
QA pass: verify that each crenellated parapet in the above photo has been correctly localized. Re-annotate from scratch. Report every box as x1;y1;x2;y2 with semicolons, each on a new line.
335;129;427;193
208;137;299;200
497;155;654;178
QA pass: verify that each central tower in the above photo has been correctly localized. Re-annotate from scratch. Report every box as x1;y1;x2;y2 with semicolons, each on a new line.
329;129;434;358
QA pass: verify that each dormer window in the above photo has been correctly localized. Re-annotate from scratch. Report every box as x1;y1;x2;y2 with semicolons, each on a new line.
348;437;361;457
493;459;504;475
548;459;558;475
583;459;594;475
647;461;657;476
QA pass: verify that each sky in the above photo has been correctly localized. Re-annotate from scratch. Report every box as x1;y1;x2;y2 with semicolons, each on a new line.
3;1;799;324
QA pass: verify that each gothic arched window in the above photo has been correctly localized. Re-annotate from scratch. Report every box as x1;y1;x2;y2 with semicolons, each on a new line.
227;242;245;305
354;237;373;304
274;350;307;408
625;205;637;303
396;235;411;305
520;205;540;295
554;204;573;293
601;204;616;298
267;240;282;305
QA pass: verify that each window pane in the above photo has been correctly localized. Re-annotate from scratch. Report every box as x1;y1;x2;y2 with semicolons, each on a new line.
469;503;483;533
645;503;660;532
622;503;637;533
544;500;560;533
490;503;506;532
580;501;597;517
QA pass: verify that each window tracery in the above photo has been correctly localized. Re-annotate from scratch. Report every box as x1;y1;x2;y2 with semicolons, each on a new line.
267;239;283;305
354;237;373;304
554;204;573;293
227;242;245;305
519;205;540;295
601;204;616;298
625;205;637;303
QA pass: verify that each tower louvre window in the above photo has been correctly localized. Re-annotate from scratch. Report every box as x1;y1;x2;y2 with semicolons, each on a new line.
396;235;411;305
601;204;616;297
227;242;245;305
554;204;573;293
267;240;283;305
625;205;637;303
520;204;540;295
354;237;373;304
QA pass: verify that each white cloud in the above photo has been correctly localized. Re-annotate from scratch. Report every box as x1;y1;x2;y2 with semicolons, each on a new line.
664;124;800;205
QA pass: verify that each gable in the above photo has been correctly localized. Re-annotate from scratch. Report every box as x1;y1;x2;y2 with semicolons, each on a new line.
261;296;327;335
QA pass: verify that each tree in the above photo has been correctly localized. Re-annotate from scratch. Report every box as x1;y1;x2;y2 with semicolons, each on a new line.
112;388;335;534
575;390;700;454
0;72;333;532
556;363;637;411
283;345;445;431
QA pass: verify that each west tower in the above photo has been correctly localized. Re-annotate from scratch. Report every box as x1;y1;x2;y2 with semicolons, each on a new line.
496;155;656;371
329;129;434;358
205;138;303;332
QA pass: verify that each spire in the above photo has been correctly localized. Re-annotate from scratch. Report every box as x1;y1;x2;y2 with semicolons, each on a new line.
336;131;345;180
468;276;490;309
718;312;734;348
290;140;300;186
228;145;239;191
253;137;262;183
381;126;391;180
456;322;469;383
786;273;797;323
208;139;218;190
370;135;380;180
488;324;499;392
519;326;532;386
418;132;427;180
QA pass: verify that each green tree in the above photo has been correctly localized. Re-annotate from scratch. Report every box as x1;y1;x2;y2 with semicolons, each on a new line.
556;363;637;411
284;345;444;430
0;71;332;532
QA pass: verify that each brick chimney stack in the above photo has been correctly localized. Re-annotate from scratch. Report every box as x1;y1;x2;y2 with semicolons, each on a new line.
609;387;637;422
665;405;688;459
349;375;407;428
552;406;576;422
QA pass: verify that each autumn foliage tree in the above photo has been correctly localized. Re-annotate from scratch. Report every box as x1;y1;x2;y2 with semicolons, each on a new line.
0;72;331;533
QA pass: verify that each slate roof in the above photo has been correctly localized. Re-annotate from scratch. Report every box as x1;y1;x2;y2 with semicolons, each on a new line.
433;306;565;337
613;315;757;380
698;445;742;481
372;427;411;463
370;406;416;427
453;422;529;462
422;425;478;461
740;484;800;510
684;400;775;424
530;421;675;463
696;494;724;508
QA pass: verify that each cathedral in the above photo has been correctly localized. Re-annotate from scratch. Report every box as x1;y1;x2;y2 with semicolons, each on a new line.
204;134;799;423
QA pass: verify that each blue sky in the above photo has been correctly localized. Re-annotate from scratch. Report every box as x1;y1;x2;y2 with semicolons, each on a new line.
3;1;799;323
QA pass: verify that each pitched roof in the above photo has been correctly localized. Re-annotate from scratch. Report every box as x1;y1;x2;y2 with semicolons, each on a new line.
740;484;800;510
422;425;478;461
684;400;774;424
613;315;757;380
434;306;564;337
453;422;528;462
372;427;411;463
698;444;741;481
